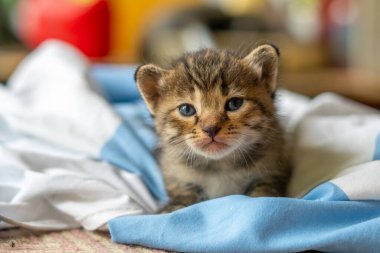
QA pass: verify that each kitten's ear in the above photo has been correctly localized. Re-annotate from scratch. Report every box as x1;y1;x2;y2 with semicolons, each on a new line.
135;64;168;115
242;44;279;94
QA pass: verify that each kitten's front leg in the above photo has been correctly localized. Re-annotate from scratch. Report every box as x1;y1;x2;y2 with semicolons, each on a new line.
245;175;289;197
160;182;206;213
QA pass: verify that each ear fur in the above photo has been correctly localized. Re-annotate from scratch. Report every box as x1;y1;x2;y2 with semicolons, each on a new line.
242;44;279;95
135;64;167;115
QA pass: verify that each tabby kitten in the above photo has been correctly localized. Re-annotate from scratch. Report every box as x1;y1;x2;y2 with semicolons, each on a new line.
135;44;290;212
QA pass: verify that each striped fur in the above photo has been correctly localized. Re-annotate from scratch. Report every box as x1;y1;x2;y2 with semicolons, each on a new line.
136;44;290;212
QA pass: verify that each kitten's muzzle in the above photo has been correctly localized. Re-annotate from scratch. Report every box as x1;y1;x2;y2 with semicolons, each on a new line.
201;126;221;139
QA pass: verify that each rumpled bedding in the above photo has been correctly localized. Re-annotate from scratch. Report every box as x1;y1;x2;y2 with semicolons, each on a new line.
0;41;166;231
1;41;380;253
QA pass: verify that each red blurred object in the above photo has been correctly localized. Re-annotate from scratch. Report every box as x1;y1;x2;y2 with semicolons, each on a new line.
17;0;110;58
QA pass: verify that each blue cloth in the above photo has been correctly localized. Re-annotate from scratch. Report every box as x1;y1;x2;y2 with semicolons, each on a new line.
94;64;167;202
101;102;167;202
91;64;141;103
374;133;380;160
109;183;380;253
90;64;380;253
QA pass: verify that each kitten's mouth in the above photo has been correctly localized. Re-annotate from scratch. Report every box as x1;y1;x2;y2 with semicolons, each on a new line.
199;139;229;153
191;137;235;159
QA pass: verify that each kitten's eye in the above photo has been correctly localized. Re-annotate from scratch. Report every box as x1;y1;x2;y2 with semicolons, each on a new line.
226;98;244;111
178;104;196;116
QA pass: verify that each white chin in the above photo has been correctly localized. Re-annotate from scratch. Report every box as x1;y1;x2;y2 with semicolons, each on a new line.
194;143;235;160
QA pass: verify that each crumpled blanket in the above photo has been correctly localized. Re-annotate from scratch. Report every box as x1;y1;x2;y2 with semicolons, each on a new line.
1;41;380;253
0;40;166;231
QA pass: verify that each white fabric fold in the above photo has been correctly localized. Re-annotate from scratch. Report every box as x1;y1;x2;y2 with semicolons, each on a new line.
0;41;159;230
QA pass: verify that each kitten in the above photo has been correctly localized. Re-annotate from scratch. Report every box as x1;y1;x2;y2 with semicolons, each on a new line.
135;44;290;212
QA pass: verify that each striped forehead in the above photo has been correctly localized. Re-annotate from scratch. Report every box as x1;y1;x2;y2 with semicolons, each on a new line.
194;86;224;109
168;49;261;106
175;53;249;94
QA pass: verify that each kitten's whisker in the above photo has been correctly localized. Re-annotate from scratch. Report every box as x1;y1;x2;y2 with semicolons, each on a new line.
238;131;279;146
234;139;250;169
174;147;188;160
167;136;195;146
184;146;190;166
189;147;196;167
189;147;193;164
166;142;192;161
176;145;189;163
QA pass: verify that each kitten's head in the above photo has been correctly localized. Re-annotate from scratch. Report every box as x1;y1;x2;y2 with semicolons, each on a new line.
135;44;280;160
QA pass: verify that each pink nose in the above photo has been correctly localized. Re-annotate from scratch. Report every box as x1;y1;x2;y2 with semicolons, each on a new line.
202;126;221;138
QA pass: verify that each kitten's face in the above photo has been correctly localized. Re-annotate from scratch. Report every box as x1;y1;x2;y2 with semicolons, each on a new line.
136;45;279;160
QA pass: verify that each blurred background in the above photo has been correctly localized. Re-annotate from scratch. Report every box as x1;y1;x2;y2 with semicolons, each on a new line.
1;0;380;107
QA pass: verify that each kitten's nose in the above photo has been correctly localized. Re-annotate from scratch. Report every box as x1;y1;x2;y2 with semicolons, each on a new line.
202;126;221;138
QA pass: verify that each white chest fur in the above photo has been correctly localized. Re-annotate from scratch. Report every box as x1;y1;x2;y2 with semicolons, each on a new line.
198;168;257;198
163;156;262;199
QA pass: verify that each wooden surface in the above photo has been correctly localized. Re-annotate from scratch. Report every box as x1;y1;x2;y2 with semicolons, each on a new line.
281;69;380;108
0;228;322;253
0;48;27;83
0;228;169;253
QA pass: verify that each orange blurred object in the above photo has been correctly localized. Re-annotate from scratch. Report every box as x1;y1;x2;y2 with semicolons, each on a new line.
107;0;201;62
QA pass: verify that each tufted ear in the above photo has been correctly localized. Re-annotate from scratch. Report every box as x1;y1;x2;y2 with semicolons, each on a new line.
135;64;168;115
242;44;280;95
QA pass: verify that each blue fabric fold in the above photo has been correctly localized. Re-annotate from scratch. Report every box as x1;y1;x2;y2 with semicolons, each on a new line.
93;65;167;202
100;102;167;203
374;133;380;160
109;183;380;253
91;64;141;103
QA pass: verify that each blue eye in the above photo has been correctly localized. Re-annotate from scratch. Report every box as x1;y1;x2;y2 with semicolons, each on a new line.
178;104;196;116
226;98;243;111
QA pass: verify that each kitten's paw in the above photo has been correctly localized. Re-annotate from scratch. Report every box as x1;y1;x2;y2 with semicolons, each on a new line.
248;185;283;197
159;204;186;213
